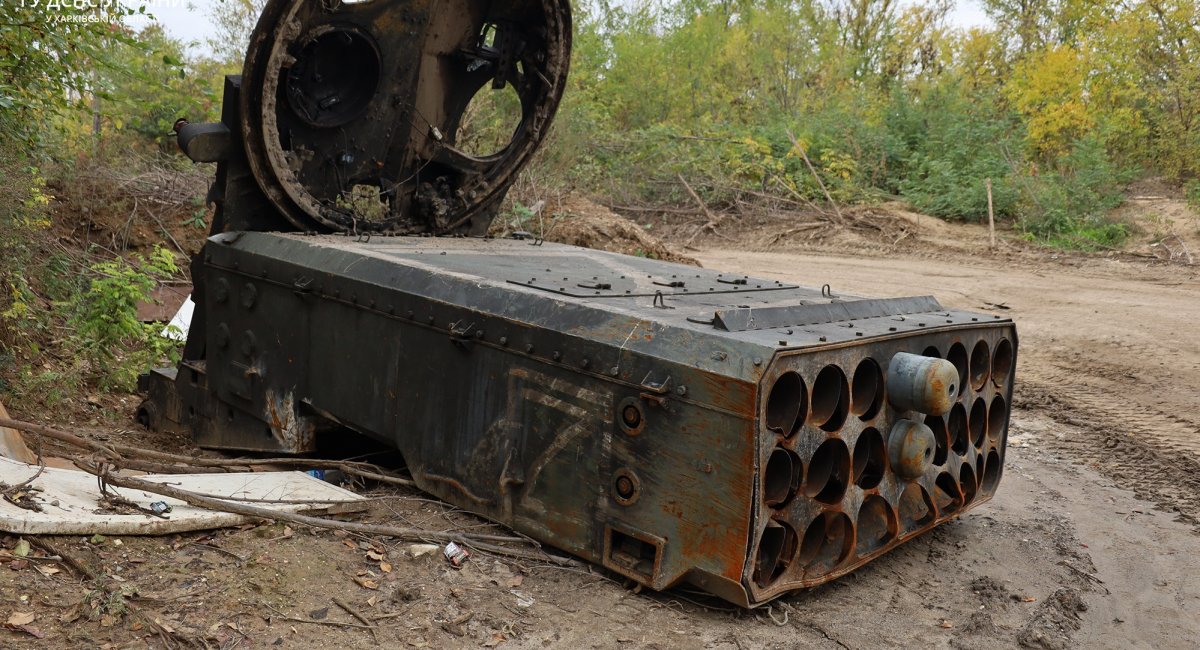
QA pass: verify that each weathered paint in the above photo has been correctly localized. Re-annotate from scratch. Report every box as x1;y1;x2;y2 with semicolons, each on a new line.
145;0;1019;607
146;233;1016;607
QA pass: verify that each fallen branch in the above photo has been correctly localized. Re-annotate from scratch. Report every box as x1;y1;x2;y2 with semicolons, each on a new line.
29;537;192;648
2;416;572;565
0;552;63;562
785;131;843;222
186;542;246;564
262;602;376;630
678;173;722;246
767;172;835;220
77;461;572;565
28;537;100;581
333;596;380;644
607;204;704;216
1;446;45;511
0;417;121;460
143;204;188;256
766;223;824;245
0;416;415;487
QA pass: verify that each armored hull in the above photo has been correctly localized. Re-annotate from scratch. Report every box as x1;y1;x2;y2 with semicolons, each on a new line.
144;232;1016;606
148;0;1019;608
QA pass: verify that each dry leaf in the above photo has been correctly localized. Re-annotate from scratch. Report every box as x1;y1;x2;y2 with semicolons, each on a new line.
367;596;377;608
1021;596;1038;603
483;632;506;647
366;550;385;561
100;614;115;627
5;622;44;639
937;620;953;629
6;612;35;626
354;576;380;590
12;540;30;557
33;564;60;577
380;561;393;573
507;575;524;588
342;540;357;550
60;606;80;624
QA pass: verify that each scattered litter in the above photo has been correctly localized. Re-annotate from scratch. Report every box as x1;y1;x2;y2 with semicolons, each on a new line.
160;295;194;341
149;501;172;516
443;541;470;567
0;456;366;535
511;589;534;608
409;543;439;558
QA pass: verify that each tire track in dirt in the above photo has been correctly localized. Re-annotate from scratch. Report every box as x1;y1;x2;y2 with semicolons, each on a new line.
1016;371;1200;532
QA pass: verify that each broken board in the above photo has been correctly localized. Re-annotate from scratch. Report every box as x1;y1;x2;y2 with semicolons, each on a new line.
0;457;365;535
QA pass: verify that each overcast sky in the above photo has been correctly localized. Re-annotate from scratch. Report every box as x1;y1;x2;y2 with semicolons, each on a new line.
127;0;993;58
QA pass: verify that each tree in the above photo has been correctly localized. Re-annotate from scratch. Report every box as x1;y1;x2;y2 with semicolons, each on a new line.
0;3;142;146
1006;45;1094;159
206;0;268;66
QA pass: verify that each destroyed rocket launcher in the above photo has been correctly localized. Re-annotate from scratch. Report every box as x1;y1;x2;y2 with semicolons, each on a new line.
141;0;1018;607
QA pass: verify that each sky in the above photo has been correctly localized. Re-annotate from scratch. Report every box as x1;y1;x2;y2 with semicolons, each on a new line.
127;0;994;58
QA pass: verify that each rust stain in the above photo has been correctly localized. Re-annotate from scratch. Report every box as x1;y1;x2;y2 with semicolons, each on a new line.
263;389;315;452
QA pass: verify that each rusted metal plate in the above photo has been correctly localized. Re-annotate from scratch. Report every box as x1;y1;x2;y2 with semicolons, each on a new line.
238;0;571;235
508;271;796;298
147;233;1016;606
713;295;944;332
136;284;192;322
746;326;1017;603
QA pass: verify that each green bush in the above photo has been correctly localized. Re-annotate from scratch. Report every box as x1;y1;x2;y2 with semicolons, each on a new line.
897;88;1022;221
1185;180;1200;212
1018;136;1132;250
71;246;182;390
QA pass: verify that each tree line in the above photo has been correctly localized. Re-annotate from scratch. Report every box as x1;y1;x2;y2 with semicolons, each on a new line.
528;0;1198;248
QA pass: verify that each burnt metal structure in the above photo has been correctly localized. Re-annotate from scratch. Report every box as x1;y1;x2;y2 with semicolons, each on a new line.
143;0;1018;607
